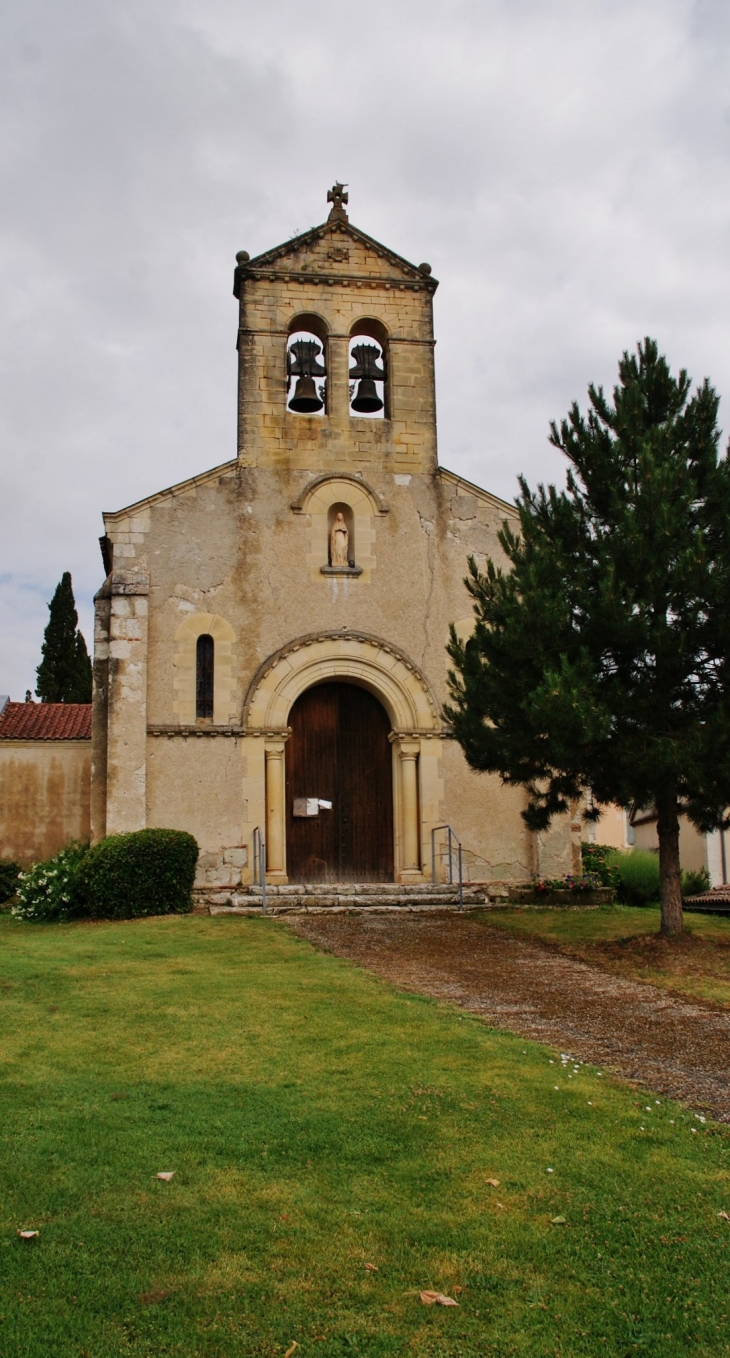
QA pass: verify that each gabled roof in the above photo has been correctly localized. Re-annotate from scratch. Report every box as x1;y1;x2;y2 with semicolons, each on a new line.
254;218;434;278
101;461;517;528
0;702;92;740
438;467;518;519
103;459;238;527
234;216;437;298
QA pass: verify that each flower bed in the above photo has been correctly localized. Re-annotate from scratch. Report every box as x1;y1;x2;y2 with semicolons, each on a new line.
509;873;614;906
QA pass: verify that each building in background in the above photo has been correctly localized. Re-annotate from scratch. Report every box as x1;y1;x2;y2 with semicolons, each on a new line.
630;807;727;888
587;795;727;888
0;697;91;864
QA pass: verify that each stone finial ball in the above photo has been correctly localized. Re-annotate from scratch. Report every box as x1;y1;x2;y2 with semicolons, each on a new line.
418;262;432;276
236;250;250;264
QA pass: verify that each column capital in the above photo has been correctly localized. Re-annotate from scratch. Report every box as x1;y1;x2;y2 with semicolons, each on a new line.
264;735;289;755
390;732;420;757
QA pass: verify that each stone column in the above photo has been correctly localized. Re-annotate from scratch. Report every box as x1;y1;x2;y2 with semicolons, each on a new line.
90;579;111;844
264;737;288;880
327;334;350;424
105;569;150;835
569;799;583;876
395;737;421;877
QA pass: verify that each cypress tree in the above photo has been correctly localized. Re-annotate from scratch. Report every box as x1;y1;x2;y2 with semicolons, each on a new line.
446;339;730;937
35;572;92;704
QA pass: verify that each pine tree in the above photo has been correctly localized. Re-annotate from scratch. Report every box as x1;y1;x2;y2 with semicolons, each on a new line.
35;572;92;704
446;340;730;937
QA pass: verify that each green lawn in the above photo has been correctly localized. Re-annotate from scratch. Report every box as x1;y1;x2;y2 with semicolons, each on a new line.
1;914;730;1356
485;905;730;1007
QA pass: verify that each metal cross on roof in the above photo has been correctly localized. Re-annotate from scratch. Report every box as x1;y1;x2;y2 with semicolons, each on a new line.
327;182;349;222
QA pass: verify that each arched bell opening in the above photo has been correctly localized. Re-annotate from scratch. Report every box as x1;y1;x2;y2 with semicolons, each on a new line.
284;680;395;883
349;318;388;419
287;313;328;416
327;502;355;568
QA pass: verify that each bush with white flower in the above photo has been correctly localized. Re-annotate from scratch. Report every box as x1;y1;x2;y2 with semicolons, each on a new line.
12;842;89;922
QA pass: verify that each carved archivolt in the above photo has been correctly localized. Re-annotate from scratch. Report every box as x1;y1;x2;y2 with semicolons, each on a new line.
291;471;388;516
243;630;440;734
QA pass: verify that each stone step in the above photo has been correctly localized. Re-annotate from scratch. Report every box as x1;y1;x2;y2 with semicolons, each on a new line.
248;888;483;902
209;886;488;915
250;881;462;897
209;901;484;916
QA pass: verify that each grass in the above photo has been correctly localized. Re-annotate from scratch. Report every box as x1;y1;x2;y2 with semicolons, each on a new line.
1;913;730;1356
485;905;730;1007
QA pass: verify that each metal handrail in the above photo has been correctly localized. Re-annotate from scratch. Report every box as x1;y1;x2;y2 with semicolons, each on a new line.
431;823;464;910
252;826;267;916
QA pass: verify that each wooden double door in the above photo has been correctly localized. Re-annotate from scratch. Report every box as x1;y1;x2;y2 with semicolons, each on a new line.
286;682;395;882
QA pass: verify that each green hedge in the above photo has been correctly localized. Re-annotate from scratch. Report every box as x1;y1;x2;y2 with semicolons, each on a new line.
78;829;198;919
0;859;21;905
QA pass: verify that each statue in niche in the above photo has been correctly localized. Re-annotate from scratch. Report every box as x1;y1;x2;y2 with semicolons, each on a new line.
330;512;349;567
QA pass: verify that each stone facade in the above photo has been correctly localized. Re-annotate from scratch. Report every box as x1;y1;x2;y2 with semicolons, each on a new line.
92;192;574;898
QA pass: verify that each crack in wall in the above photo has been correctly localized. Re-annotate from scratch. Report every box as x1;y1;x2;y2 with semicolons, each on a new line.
417;511;436;669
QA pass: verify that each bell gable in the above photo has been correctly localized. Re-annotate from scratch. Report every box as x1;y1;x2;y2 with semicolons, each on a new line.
234;185;439;475
233;189;437;300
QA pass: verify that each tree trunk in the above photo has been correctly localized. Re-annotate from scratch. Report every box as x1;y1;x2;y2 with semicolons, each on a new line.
656;789;683;937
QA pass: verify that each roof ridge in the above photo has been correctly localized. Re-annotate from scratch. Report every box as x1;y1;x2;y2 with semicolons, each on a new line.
238;219;437;290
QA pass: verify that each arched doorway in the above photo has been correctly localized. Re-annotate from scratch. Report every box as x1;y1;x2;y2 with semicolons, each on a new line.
285;681;394;882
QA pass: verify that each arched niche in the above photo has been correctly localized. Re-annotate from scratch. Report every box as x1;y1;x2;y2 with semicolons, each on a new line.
287;313;329;417
291;475;387;583
349;318;388;420
327;501;355;567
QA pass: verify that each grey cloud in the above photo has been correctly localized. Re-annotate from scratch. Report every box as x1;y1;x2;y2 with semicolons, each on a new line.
1;0;729;695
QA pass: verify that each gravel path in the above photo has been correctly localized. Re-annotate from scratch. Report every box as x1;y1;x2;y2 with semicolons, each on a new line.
288;912;730;1120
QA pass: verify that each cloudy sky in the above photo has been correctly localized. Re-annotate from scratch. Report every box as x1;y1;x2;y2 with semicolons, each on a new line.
1;0;729;698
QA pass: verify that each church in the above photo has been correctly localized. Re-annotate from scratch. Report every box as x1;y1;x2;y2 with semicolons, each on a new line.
90;186;575;904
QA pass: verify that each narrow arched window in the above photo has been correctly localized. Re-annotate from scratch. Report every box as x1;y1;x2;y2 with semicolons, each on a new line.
196;634;214;720
349;319;388;420
286;314;328;416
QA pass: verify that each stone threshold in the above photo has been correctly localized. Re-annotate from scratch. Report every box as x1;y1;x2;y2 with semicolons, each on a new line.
208;902;491;917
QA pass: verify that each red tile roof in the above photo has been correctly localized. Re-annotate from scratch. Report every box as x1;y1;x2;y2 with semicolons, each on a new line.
0;702;92;740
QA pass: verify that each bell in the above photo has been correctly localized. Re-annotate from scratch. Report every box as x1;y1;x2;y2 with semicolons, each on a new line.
288;337;326;413
349;342;385;413
289;375;323;413
351;377;383;413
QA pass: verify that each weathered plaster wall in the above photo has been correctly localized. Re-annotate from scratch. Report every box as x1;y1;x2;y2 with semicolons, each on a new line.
437;740;535;881
0;741;90;865
146;732;245;850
